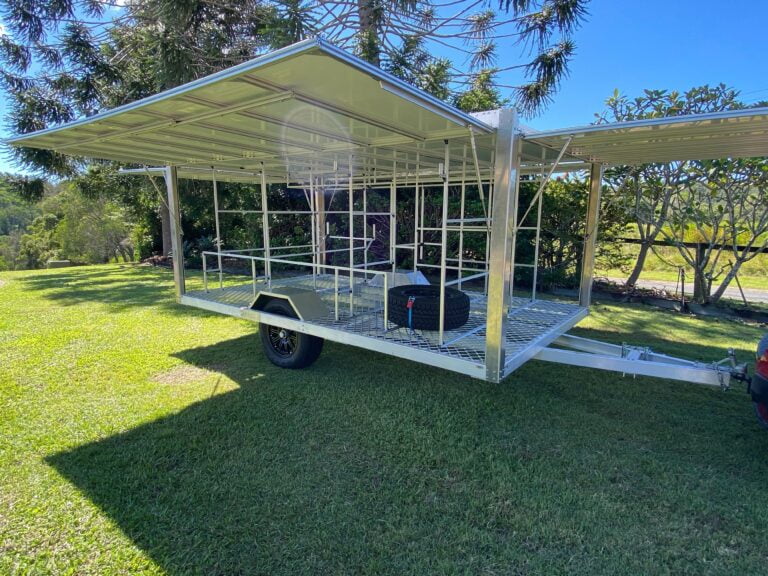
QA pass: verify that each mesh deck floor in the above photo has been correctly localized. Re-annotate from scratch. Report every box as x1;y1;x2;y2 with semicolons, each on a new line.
184;274;586;373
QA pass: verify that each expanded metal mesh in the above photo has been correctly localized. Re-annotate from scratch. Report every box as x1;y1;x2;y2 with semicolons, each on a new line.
186;274;584;371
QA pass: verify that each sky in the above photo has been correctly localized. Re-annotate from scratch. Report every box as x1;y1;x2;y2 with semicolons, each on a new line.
531;0;768;130
1;0;767;173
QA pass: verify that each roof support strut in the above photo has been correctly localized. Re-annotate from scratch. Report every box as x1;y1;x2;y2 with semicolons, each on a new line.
164;166;185;299
579;163;603;307
485;109;521;382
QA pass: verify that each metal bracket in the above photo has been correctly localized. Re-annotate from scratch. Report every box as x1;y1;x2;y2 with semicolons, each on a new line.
536;334;745;389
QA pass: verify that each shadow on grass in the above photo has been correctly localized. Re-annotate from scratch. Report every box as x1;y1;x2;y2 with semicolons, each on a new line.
16;265;205;315
46;334;768;575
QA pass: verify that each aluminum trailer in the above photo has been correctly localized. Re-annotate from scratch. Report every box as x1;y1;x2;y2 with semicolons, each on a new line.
8;38;765;401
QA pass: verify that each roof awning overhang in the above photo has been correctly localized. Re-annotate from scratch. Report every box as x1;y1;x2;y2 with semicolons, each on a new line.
7;37;767;181
523;108;768;165
6;38;496;183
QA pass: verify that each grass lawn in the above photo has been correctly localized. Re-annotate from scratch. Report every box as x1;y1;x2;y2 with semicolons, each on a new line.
1;264;767;575
596;245;768;291
597;266;768;292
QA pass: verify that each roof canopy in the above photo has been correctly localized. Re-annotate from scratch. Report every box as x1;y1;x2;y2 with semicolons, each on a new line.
7;38;496;183
7;38;768;183
522;108;768;165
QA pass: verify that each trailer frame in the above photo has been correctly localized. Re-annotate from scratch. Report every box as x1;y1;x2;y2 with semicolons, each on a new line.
8;38;765;388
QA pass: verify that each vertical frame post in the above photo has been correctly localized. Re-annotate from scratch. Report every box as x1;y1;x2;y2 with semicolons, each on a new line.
438;140;451;346
413;154;420;271
363;184;369;276
419;183;425;263
484;109;520;382
390;155;397;275
164;165;185;300
484;182;493;295
458;145;467;290
212;170;223;289
348;159;355;316
251;259;257;298
579;163;604;307
316;180;326;261
348;157;354;272
308;172;315;275
531;188;544;301
260;163;271;288
315;177;326;277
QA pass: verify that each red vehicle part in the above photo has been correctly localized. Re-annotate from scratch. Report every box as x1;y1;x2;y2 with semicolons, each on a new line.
751;334;768;429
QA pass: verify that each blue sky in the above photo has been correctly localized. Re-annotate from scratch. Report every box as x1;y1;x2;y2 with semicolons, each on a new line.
532;0;768;130
1;0;767;173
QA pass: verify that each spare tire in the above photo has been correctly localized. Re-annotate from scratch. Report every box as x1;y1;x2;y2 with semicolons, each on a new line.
387;284;470;331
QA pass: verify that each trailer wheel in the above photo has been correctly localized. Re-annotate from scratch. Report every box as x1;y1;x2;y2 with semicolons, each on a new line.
387;284;470;331
259;299;324;369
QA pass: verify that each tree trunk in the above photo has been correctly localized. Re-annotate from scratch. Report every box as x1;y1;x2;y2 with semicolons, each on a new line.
357;0;380;65
626;241;651;287
692;244;710;303
160;201;172;257
709;259;744;303
692;270;706;303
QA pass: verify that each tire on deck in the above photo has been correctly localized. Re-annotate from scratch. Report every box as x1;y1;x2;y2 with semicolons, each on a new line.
387;284;470;331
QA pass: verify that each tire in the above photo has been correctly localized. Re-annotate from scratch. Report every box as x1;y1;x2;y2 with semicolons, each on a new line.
387;284;470;331
259;299;324;369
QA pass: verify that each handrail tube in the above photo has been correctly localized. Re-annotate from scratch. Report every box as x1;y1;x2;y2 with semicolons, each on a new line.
200;250;390;277
445;271;488;286
203;252;208;291
352;259;391;268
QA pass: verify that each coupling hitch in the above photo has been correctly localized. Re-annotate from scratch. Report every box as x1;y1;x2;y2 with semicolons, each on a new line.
714;348;750;391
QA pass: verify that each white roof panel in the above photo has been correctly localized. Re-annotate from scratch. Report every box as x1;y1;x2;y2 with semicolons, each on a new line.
7;38;495;182
8;37;767;180
523;108;768;165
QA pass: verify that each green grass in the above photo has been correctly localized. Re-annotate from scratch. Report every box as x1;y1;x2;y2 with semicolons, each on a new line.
598;266;768;291
1;264;767;575
597;244;768;291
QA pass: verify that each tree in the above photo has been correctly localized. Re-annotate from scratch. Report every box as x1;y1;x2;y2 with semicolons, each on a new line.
54;184;134;263
597;85;743;288
0;226;24;270
0;173;39;234
1;0;590;170
303;0;588;114
1;0;283;255
1;0;590;260
661;158;768;303
19;212;60;268
453;69;509;113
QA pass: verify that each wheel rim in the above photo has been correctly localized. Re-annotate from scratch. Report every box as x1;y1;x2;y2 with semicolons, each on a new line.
267;326;298;357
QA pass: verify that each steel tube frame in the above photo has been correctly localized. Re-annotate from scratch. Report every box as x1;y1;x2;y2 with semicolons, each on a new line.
121;97;742;390
413;155;420;272
348;165;356;317
535;346;730;388
390;158;397;275
212;170;224;289
531;182;544;300
438;141;450;346
579;163;603;307
164;165;185;299
458;147;467;290
260;163;272;287
181;294;486;379
484;109;520;382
